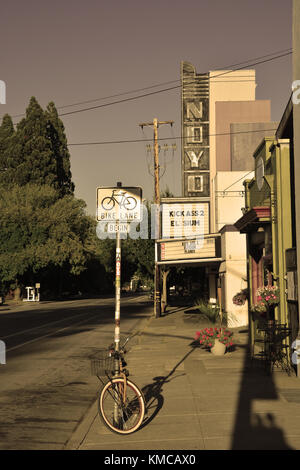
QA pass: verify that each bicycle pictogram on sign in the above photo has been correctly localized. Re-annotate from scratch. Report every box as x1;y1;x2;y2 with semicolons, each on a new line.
101;189;137;211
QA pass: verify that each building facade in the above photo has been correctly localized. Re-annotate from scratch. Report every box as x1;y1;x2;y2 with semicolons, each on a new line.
235;135;297;361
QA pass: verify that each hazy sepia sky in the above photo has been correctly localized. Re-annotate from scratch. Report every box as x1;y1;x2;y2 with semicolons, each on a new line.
0;0;292;214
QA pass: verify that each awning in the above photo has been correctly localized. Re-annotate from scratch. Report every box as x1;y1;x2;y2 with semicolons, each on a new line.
234;206;271;233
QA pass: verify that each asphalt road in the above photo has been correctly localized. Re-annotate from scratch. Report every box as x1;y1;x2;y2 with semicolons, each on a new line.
0;294;152;450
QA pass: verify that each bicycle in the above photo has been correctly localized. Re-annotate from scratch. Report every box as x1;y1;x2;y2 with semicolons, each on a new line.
91;336;145;434
101;189;137;211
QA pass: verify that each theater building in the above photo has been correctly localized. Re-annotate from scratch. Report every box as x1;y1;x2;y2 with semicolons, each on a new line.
156;62;277;327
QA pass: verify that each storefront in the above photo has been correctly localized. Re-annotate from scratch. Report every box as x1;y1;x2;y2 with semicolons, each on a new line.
235;135;295;359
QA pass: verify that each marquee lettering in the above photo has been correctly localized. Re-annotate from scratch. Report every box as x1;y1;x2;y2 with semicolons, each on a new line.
186;150;204;167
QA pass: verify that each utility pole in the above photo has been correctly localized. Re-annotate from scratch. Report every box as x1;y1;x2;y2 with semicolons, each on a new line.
139;118;174;318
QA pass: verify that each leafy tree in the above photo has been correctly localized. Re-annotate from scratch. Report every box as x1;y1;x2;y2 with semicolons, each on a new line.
0;184;93;295
122;199;155;281
93;200;155;289
0;100;116;297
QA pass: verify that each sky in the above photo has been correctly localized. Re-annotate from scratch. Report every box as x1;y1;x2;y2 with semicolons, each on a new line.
0;0;293;215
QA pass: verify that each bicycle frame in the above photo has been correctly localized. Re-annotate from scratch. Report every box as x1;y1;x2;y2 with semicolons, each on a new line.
96;334;145;434
110;190;127;207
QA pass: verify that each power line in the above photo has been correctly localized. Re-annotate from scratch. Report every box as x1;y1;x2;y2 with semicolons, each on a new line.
58;51;294;119
68;127;278;147
67;128;275;192
205;50;292;81
8;77;255;120
6;48;292;122
43;47;294;111
221;158;267;192
213;47;292;71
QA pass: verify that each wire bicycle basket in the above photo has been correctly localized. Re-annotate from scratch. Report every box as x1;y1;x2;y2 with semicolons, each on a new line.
91;350;115;377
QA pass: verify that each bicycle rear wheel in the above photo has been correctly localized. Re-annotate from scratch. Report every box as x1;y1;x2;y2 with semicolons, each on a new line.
101;197;115;210
98;378;145;434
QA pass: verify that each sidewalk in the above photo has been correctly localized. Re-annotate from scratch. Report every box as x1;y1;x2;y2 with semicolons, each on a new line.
66;306;300;450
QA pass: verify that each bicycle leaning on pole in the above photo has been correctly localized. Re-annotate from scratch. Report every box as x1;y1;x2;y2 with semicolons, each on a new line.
91;335;145;434
93;183;145;434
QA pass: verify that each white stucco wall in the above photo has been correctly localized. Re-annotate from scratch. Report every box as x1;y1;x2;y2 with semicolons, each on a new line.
219;226;249;328
214;171;254;232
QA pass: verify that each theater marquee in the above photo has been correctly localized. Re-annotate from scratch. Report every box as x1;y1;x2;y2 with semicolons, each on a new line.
161;201;210;239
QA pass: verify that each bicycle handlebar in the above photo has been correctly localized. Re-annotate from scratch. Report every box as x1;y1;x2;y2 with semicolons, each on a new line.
108;332;138;354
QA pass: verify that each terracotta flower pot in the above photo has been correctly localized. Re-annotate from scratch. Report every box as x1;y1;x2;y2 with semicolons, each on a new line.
211;339;226;356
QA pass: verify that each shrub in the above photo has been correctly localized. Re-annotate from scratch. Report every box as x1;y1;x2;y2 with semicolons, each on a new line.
193;299;222;324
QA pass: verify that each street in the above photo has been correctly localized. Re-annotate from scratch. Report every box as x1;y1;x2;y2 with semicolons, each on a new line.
0;294;152;450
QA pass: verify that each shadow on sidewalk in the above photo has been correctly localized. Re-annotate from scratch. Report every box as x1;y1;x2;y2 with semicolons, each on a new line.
231;336;294;450
139;348;195;429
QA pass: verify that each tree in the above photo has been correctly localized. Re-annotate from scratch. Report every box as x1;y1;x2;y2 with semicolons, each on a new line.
122;199;155;281
3;97;57;187
45;102;75;196
0;114;15;179
0;97;75;196
0;184;93;296
20;97;54;184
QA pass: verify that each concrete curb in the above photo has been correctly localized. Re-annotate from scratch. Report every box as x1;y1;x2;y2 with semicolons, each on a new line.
64;398;99;450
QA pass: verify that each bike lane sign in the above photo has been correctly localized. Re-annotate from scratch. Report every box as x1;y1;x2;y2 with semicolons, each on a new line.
97;186;143;222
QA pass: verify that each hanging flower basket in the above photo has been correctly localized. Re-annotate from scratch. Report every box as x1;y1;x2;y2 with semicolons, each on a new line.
251;286;279;321
232;289;248;306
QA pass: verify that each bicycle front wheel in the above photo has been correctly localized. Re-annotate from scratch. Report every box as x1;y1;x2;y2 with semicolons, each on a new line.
123;196;137;210
98;378;145;434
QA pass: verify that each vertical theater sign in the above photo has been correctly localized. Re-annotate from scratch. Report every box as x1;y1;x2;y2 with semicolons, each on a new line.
181;61;210;200
155;61;221;306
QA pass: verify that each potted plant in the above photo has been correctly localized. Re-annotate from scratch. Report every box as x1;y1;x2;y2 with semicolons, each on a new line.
194;327;234;356
251;285;280;322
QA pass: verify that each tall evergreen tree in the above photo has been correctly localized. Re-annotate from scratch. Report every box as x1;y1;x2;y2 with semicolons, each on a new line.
0;114;15;176
9;97;58;187
45;102;75;196
0;98;75;196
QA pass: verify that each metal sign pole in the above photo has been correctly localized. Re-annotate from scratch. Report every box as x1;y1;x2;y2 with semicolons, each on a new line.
114;182;122;425
96;182;142;358
114;182;122;368
115;232;121;355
